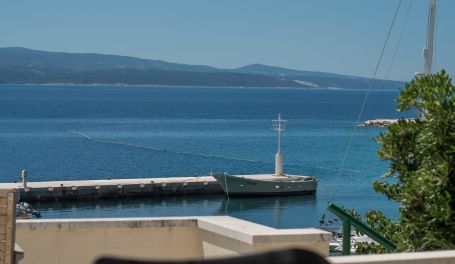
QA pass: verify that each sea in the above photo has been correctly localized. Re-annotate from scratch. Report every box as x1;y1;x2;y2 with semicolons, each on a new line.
0;84;414;228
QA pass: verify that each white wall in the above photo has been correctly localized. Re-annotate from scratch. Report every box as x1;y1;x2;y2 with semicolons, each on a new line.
16;216;331;264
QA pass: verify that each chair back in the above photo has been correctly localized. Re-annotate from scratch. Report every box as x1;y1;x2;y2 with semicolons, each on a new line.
95;248;329;264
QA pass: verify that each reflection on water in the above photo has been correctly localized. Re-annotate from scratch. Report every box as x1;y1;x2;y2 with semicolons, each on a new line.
220;195;316;212
33;194;320;228
219;195;317;227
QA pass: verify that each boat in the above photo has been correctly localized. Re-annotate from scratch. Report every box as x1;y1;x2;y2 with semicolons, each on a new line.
212;173;317;196
319;217;375;255
326;228;375;255
16;201;41;219
212;114;317;196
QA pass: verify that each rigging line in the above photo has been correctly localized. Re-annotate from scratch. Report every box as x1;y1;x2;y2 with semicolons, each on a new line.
384;0;413;82
327;0;403;204
95;139;173;152
67;129;370;174
95;138;267;163
369;0;412;119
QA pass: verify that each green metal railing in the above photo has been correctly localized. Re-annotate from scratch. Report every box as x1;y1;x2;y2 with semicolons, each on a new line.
327;203;397;255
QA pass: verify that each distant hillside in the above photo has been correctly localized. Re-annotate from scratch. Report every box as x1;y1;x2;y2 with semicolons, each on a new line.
231;64;404;90
0;47;217;72
0;47;405;89
0;66;303;87
233;63;347;78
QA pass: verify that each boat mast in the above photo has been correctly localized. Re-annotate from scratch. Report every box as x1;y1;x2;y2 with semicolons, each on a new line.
424;0;437;76
272;114;286;176
419;0;437;119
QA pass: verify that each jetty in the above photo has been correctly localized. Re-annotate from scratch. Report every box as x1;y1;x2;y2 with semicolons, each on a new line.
1;172;223;202
362;118;418;128
361;119;399;128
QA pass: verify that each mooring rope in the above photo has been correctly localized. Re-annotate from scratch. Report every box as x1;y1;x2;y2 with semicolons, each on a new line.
67;130;93;140
66;129;372;175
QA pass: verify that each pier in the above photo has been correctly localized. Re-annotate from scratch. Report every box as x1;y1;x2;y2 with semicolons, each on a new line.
0;175;223;202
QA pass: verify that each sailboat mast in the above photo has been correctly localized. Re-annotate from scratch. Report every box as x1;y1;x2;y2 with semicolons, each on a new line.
418;0;437;119
424;0;437;75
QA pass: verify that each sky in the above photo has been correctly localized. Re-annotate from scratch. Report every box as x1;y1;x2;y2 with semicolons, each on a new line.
0;0;454;81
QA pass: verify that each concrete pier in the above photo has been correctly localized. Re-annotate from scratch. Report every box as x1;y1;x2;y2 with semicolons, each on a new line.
0;176;223;202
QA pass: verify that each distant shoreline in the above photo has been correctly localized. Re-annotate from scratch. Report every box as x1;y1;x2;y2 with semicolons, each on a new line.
0;83;400;92
0;47;407;91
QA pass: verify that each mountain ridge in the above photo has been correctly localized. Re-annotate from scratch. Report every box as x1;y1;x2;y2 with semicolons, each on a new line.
0;47;405;89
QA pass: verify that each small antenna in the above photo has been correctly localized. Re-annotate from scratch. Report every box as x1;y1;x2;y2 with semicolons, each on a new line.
272;114;286;134
272;114;287;176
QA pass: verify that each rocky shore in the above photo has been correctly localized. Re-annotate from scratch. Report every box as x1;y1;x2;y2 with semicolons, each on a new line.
362;118;416;128
362;119;398;127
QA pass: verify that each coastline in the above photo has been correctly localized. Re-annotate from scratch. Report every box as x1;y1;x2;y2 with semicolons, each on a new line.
0;83;401;92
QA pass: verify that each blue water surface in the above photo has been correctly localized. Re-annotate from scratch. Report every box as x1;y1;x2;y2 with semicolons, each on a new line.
0;85;413;228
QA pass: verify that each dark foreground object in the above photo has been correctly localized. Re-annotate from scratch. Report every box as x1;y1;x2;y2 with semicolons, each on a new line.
94;248;329;264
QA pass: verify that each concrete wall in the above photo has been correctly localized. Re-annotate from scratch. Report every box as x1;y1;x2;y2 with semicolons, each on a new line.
14;216;455;264
0;189;17;264
15;216;331;264
16;218;203;264
328;250;455;264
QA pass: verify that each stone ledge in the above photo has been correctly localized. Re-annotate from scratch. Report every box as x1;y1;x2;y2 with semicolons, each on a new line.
16;217;198;230
17;216;331;246
328;250;455;264
197;216;331;245
197;216;274;244
253;228;331;244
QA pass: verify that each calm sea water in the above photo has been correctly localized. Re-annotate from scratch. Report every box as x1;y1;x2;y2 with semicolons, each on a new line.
0;85;413;228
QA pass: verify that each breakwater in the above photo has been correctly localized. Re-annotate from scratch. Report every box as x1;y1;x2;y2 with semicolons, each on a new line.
362;118;416;128
0;176;223;202
362;119;398;127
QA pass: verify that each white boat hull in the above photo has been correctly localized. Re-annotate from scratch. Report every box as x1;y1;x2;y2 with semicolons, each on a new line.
212;174;317;196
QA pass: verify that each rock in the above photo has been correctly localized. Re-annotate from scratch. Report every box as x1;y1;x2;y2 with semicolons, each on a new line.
362;118;415;128
362;119;398;128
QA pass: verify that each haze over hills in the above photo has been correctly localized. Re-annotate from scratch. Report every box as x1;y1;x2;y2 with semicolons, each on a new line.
0;47;405;89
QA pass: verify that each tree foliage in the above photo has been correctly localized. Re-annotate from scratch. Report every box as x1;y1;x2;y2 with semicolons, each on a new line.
357;70;455;252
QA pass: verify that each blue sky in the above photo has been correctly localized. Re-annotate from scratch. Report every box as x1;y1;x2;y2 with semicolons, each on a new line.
1;0;454;81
